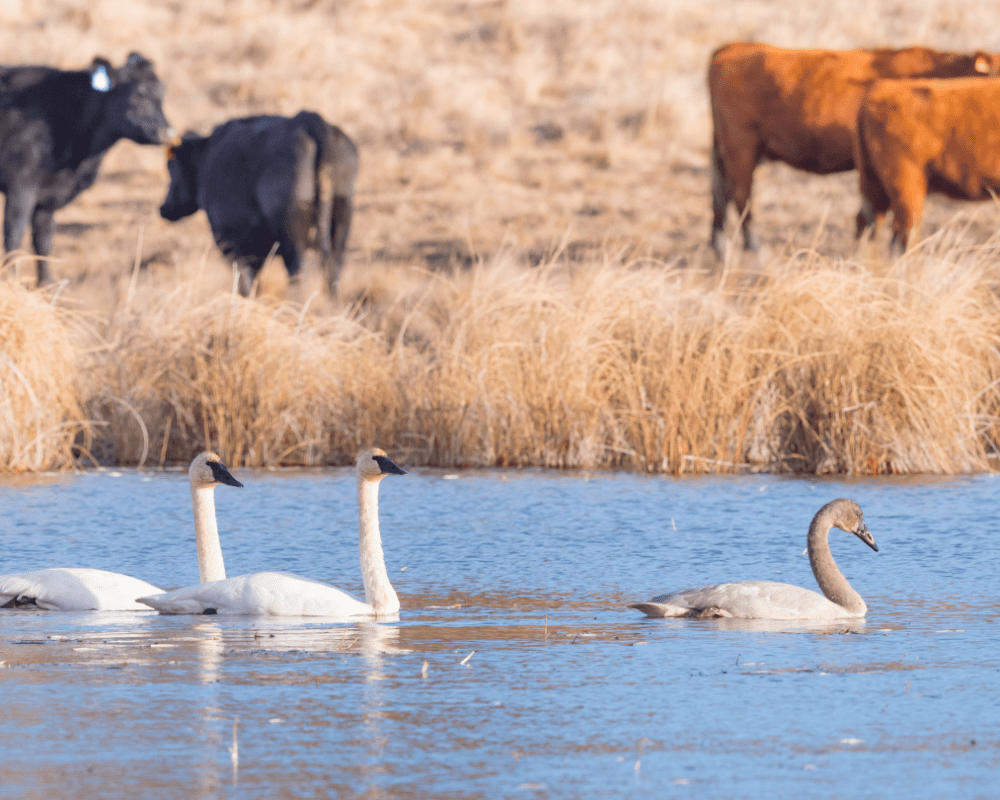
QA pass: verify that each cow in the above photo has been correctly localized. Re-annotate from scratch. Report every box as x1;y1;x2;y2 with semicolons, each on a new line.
854;77;1000;252
159;112;358;297
708;43;1000;257
0;53;174;286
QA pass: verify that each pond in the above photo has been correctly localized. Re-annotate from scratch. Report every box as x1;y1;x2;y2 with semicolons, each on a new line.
1;466;998;798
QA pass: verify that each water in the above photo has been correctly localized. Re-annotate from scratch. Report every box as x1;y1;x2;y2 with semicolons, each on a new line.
1;467;998;799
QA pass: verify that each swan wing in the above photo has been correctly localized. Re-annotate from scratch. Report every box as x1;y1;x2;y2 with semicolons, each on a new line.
632;581;857;620
626;601;697;618
138;571;375;617
0;568;162;611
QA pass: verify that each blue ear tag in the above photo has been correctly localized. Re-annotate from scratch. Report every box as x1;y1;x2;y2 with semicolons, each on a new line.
91;65;110;92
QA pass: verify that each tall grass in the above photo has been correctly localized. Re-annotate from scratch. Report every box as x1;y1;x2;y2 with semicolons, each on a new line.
74;235;1000;474
0;278;88;471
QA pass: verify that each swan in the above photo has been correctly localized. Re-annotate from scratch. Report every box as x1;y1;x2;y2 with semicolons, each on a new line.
0;451;243;611
137;448;406;617
628;498;878;620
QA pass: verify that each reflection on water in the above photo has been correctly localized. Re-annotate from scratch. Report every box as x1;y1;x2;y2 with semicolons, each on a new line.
2;469;1000;797
693;616;869;634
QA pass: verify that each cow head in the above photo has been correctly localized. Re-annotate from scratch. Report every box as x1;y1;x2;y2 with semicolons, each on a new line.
97;52;175;146
160;132;210;221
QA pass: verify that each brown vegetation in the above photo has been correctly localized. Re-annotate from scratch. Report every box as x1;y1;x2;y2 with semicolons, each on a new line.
2;0;1000;473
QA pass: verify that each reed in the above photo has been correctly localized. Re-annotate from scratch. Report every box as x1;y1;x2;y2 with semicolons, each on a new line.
84;279;399;468
75;233;1000;474
0;276;88;471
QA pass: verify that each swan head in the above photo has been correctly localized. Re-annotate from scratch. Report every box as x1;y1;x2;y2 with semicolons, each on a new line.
356;448;407;481
827;498;878;552
189;451;244;489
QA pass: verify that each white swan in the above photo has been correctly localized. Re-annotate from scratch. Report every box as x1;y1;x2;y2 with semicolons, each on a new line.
628;498;878;620
0;451;243;611
187;451;245;582
137;448;406;617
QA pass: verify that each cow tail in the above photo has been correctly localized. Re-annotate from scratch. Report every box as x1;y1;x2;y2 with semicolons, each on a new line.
293;111;358;293
854;103;885;239
326;128;358;261
292;111;336;257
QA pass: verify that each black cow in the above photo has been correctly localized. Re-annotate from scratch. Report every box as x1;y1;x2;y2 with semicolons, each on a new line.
0;53;174;286
159;112;358;296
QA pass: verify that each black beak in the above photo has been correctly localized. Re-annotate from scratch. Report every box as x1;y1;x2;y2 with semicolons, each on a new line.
208;460;243;488
857;521;878;553
373;455;407;476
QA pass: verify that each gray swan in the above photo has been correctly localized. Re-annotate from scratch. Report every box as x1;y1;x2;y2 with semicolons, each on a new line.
629;498;878;620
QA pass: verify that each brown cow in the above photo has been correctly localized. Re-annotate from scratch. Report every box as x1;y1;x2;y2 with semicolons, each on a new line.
855;77;1000;252
709;43;998;257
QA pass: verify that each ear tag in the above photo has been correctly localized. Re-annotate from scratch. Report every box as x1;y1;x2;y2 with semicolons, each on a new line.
91;66;110;92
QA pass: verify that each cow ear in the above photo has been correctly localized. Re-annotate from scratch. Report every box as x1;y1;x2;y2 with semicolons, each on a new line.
167;132;202;160
90;64;111;92
974;53;992;74
121;52;154;79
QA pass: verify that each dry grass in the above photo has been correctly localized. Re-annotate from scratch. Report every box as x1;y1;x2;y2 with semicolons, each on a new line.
0;267;88;471
80;232;1000;474
2;0;1000;473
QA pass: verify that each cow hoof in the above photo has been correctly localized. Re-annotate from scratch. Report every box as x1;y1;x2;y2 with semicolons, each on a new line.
710;231;727;260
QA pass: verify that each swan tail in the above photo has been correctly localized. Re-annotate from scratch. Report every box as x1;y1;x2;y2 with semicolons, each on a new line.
0;576;52;608
695;606;734;619
627;601;692;618
137;594;212;615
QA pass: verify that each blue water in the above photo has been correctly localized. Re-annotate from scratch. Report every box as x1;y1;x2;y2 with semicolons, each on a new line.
1;467;998;798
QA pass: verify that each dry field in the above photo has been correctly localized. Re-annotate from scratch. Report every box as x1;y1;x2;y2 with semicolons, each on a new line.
3;0;1000;473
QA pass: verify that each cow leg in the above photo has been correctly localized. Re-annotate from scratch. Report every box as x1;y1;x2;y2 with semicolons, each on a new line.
327;194;353;295
736;194;760;253
890;209;923;254
710;136;730;258
31;207;56;286
279;197;311;292
855;131;890;242
236;263;257;297
230;254;264;297
256;143;310;291
887;164;926;253
3;186;37;278
275;235;304;288
724;142;760;253
855;198;887;241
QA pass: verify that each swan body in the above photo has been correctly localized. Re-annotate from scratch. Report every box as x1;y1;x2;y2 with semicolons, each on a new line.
134;571;373;616
0;451;242;612
138;448;406;617
0;568;164;611
629;498;878;620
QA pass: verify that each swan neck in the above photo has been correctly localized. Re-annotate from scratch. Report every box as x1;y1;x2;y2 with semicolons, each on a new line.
357;475;399;615
807;509;866;615
191;483;226;583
